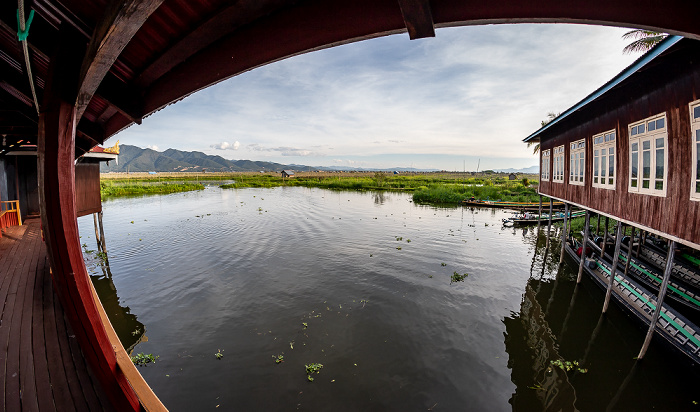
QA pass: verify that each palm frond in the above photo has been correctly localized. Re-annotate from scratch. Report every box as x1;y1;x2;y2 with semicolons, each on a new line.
622;30;668;54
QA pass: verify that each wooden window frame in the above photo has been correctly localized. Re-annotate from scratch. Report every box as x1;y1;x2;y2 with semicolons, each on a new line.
691;100;700;201
541;149;550;182
628;113;668;197
552;145;565;183
569;139;585;186
592;130;616;190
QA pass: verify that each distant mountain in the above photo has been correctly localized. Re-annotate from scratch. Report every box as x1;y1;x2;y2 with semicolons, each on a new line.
99;145;443;173
494;166;539;174
100;145;320;173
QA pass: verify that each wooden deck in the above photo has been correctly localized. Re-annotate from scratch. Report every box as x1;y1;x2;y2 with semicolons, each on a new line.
0;219;115;411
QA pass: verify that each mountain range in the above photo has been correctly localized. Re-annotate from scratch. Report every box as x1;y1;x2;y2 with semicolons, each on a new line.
99;145;536;174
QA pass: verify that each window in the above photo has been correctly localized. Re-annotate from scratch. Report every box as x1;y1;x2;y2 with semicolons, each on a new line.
629;113;668;196
592;130;616;189
691;100;700;200
552;145;565;183
541;149;550;181
569;139;585;185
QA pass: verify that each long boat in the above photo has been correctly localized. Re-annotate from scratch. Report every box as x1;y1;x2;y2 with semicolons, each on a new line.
565;239;700;365
586;237;700;313
502;210;586;226
460;199;565;209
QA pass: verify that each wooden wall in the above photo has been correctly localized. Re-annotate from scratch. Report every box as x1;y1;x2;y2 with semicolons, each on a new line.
75;162;101;217
539;40;700;248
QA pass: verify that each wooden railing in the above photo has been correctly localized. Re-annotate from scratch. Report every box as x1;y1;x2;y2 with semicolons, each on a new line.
90;282;168;411
0;200;21;237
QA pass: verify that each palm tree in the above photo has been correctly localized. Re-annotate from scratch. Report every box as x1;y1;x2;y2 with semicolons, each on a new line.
622;30;668;54
528;112;561;154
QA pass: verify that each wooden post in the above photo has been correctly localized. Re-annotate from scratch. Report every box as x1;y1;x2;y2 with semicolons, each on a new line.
537;195;542;229
636;231;644;258
93;212;102;250
596;214;601;235
546;198;553;248
602;221;623;313
638;241;676;359
98;211;107;254
559;203;569;265
623;226;634;278
600;217;609;258
577;211;590;283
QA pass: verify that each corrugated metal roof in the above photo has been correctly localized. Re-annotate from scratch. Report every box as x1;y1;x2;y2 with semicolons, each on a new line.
522;35;684;143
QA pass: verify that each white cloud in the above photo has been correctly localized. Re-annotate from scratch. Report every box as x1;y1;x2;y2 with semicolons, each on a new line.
211;141;240;150
146;144;159;151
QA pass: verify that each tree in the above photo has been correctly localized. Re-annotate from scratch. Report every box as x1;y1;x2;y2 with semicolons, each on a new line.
622;30;668;54
528;112;561;154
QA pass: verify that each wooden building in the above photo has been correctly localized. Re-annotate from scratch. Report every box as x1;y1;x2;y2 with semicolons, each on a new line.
525;36;700;250
281;170;295;178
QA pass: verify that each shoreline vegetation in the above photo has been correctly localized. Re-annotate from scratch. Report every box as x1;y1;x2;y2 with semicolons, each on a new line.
100;171;545;205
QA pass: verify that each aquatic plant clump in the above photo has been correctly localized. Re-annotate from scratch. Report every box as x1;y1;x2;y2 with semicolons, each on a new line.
305;363;323;382
451;272;468;283
131;353;159;366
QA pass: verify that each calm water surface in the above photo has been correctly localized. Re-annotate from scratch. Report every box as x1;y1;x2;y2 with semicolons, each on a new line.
78;186;700;411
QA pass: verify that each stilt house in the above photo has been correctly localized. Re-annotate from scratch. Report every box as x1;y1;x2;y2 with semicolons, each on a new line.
525;36;700;250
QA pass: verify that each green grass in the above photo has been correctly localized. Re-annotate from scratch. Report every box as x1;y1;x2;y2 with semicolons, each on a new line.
101;181;204;197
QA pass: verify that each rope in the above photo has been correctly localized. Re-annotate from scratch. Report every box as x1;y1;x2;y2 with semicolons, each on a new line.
17;2;40;115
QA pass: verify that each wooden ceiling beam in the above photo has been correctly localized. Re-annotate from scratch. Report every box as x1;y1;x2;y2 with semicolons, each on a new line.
397;0;435;39
95;74;143;124
75;0;164;121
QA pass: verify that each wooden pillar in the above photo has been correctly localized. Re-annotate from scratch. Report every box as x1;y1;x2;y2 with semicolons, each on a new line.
638;241;676;359
602;221;623;313
636;231;644;258
546;198;553;248
38;26;138;411
600;217;609;258
559;203;569;264
537;195;542;229
596;214;601;235
577;211;590;283
98;211;107;254
93;212;102;250
624;226;634;278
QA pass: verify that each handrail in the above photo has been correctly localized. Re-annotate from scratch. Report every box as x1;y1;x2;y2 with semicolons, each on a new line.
89;281;168;411
0;200;22;226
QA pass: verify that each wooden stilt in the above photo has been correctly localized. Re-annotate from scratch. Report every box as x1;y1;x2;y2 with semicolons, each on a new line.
546;198;553;248
638;241;676;359
93;213;102;250
596;214;601;235
559;203;569;265
577;211;590;283
602;221;623;313
600;217;609;258
537;195;542;229
624;226;634;278
98;211;107;255
636;231;644;258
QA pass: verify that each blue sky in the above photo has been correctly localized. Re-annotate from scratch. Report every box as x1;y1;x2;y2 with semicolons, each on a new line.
110;23;639;171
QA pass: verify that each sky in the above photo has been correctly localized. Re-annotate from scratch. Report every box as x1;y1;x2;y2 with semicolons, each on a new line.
109;23;640;171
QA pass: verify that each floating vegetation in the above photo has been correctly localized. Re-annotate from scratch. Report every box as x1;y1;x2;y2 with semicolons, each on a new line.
549;359;588;374
274;355;284;364
101;181;205;197
406;239;411;243
441;263;447;267
360;299;368;308
305;363;323;382
131;327;141;336
302;322;308;329
395;236;403;241
131;353;159;366
396;247;402;250
451;272;468;283
215;349;224;360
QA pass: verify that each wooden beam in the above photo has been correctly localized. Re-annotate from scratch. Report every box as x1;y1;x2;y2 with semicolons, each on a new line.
559;203;569;264
39;24;139;411
602;221;623;313
397;0;435;39
95;74;143;124
577;211;590;283
75;0;165;121
638;241;675;359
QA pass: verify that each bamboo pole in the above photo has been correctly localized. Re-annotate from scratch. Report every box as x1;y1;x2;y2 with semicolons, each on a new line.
602;221;623;313
559;203;569;265
638;241;676;359
600;217;609;258
577;211;590;283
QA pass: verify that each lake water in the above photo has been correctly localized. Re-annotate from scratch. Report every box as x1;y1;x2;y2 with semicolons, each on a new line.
78;186;700;411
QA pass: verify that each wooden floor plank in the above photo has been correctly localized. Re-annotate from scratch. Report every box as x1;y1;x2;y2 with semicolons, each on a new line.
43;269;75;410
65;313;106;411
32;260;55;412
19;229;41;412
53;297;90;412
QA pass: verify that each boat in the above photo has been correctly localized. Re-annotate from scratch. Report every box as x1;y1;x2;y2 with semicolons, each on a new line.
502;210;586;226
460;199;565;210
565;239;700;365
